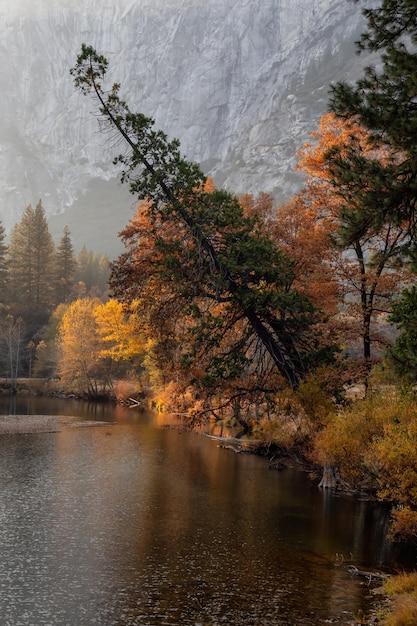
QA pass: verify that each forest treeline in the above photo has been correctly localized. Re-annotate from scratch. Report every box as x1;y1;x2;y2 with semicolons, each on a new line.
0;200;109;380
3;0;417;572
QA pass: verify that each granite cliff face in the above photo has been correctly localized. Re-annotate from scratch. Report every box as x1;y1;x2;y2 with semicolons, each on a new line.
0;0;368;253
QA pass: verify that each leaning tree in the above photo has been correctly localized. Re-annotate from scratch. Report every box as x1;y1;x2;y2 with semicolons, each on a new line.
70;46;330;415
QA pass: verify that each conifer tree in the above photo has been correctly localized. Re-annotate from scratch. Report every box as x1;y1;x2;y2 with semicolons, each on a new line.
55;225;76;304
74;246;110;298
327;1;417;372
297;112;412;362
8;200;55;330
327;0;417;244
389;286;417;382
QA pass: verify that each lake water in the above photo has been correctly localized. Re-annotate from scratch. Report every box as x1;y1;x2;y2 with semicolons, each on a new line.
0;395;413;626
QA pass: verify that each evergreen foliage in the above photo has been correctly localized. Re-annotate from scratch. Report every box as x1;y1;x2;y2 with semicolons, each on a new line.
297;112;413;361
55;225;76;303
7;200;55;330
74;246;110;298
327;0;417;245
389;286;417;382
0;204;108;377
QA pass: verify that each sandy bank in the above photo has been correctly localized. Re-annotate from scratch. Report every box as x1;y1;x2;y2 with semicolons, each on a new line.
0;415;113;434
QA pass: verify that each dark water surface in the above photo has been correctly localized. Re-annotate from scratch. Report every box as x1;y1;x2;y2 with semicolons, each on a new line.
0;396;413;625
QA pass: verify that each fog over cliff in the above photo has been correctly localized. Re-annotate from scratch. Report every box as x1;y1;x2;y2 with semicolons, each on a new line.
0;0;370;254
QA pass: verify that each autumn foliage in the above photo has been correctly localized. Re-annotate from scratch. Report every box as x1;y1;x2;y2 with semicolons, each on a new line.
57;298;143;397
296;113;412;361
311;388;417;541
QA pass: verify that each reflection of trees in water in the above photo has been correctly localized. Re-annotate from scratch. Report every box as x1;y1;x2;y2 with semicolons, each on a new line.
0;404;411;624
320;489;391;566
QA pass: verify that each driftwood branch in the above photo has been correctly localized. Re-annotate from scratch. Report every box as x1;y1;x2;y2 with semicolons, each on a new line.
347;565;389;583
206;434;264;454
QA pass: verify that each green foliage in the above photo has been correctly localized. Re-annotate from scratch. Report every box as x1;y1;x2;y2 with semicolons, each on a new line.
7;200;55;331
74;246;109;298
328;0;417;244
55;226;76;303
319;0;417;373
0;201;111;377
389;287;417;382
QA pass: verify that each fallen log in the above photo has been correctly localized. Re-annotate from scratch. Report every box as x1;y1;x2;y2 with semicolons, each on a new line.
206;434;262;445
205;434;264;453
127;397;142;408
347;565;389;582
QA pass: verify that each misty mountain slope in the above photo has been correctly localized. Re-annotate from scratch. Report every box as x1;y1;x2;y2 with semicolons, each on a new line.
0;0;369;254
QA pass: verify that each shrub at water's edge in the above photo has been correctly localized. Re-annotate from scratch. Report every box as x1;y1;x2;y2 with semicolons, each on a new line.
310;388;417;543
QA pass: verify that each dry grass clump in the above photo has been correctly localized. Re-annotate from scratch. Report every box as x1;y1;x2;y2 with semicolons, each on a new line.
113;379;143;402
383;572;417;626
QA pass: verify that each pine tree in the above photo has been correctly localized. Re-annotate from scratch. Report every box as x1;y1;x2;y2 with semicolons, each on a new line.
297;112;412;362
55;225;76;304
389;286;417;382
74;246;110;298
327;0;417;244
8;200;56;330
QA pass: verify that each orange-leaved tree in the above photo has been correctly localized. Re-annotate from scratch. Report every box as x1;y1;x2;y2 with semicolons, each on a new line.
240;190;341;368
297;113;412;364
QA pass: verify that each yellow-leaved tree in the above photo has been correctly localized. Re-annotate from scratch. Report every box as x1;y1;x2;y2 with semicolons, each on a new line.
57;298;143;397
57;298;103;396
94;299;143;363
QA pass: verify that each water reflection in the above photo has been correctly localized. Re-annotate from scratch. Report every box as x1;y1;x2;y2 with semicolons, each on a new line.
0;396;413;625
